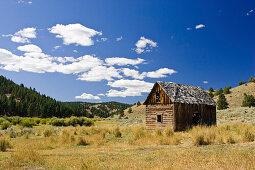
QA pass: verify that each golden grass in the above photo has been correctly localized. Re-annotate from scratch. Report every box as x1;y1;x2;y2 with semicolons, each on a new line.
1;124;255;169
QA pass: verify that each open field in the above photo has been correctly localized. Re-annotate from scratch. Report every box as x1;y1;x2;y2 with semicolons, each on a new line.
1;122;255;169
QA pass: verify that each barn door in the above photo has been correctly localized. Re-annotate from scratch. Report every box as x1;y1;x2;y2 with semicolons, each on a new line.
192;111;201;126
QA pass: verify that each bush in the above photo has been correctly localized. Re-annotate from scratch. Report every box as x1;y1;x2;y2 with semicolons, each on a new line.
50;118;65;126
21;119;36;128
76;136;89;146
217;94;229;110
10;116;21;125
113;127;122;138
137;101;141;106
40;119;47;125
223;86;230;94
209;87;214;93
248;77;255;83
0;138;11;152
128;107;133;113
1;120;11;130
239;81;246;86
43;128;53;137
215;89;223;96
242;93;255;107
243;129;255;142
208;91;214;98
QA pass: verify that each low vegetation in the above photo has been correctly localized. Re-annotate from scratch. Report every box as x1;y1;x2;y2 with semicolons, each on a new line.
0;124;255;169
0;116;94;129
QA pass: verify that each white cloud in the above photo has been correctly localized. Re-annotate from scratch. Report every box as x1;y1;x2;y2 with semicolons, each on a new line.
146;68;177;78
203;81;208;84
105;57;145;66
18;0;32;4
17;44;42;53
78;66;122;82
135;37;157;54
121;68;146;79
75;93;100;100
73;50;78;53
0;48;102;74
106;79;153;97
98;93;105;96
195;24;205;29
186;27;192;31
49;24;102;46
247;9;254;16
53;46;61;50
4;27;37;43
116;36;122;41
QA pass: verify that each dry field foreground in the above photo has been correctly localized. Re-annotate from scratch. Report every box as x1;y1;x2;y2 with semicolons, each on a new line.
1;123;255;169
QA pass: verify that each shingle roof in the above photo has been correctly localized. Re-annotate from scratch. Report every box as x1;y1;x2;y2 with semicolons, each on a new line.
156;81;216;106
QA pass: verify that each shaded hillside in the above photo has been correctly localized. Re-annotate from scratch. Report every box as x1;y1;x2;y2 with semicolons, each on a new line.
213;82;255;107
66;102;132;118
0;75;131;118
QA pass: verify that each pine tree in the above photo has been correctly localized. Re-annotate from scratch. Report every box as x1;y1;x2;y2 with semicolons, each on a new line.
128;107;133;113
209;87;214;93
242;93;255;107
208;91;214;98
137;101;141;106
217;94;229;110
239;81;246;86
248;77;255;83
223;86;230;94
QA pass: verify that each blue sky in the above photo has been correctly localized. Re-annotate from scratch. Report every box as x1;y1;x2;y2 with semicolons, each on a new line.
0;0;254;104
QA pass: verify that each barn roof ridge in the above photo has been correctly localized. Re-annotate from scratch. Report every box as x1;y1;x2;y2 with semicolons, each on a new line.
156;81;217;106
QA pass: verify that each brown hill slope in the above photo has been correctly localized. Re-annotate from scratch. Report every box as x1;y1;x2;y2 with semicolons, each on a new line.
213;82;255;107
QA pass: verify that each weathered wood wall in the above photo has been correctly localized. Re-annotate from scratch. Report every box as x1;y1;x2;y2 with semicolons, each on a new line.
146;104;173;130
173;102;216;131
145;83;171;105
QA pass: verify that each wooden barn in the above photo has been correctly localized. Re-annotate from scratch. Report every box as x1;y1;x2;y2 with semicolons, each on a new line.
144;82;216;131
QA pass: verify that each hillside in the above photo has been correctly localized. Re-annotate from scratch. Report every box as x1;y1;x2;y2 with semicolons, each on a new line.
213;82;255;107
0;75;131;118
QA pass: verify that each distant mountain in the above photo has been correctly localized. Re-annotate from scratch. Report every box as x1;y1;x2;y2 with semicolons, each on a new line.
0;75;131;118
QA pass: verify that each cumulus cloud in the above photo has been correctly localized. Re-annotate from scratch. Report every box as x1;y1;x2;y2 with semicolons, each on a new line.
0;48;102;74
106;79;153;97
3;27;37;43
146;68;177;78
135;37;157;54
49;24;102;46
78;66;122;82
75;93;100;100
116;36;122;41
195;24;205;29
98;93;105;96
121;68;146;79
203;81;208;84
105;57;145;66
17;44;42;53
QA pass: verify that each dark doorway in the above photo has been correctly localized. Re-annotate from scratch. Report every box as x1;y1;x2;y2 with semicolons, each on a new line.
157;114;162;123
192;112;201;126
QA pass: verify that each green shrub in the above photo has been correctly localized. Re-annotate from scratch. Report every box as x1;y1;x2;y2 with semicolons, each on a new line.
242;93;255;107
223;86;230;94
10;116;21;125
0;138;11;152
1;120;11;130
239;81;246;86
217;94;229;110
21;119;36;128
248;77;255;83
50;118;65;126
40;119;47;125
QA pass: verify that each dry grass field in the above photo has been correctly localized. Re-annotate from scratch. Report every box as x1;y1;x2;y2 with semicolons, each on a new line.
1;123;255;169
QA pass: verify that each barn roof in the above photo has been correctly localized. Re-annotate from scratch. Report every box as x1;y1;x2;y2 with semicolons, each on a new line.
146;81;216;106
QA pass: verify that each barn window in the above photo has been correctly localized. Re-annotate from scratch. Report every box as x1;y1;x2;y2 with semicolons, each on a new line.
156;92;160;103
157;114;162;123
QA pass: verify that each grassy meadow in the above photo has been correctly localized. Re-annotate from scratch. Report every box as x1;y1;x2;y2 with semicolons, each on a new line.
0;120;255;169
